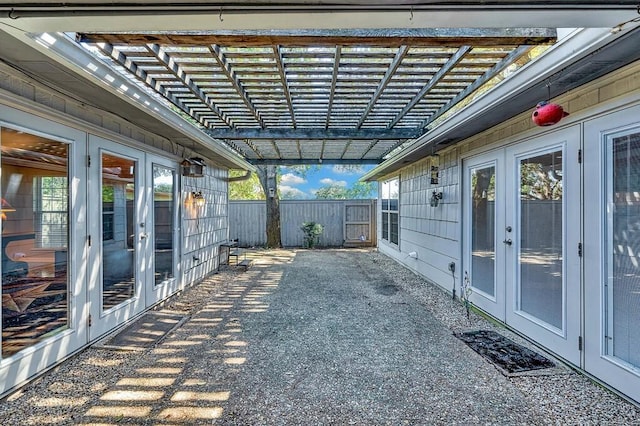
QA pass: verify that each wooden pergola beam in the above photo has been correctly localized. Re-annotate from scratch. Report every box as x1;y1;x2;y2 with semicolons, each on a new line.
206;128;421;140
248;158;381;165
77;28;557;47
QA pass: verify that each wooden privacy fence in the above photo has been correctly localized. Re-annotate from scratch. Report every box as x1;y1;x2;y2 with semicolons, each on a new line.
229;200;377;248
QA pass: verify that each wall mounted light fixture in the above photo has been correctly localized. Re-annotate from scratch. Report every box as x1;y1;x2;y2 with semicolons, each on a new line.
430;191;443;207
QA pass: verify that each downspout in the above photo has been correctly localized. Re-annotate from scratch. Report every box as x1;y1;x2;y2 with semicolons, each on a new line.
226;170;252;182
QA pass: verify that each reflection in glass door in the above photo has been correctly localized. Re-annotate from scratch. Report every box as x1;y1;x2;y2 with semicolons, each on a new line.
518;150;564;330
101;153;137;310
152;165;175;286
471;164;497;297
505;125;580;366
584;107;640;403
1;128;71;357
605;129;640;370
464;153;504;321
89;136;146;341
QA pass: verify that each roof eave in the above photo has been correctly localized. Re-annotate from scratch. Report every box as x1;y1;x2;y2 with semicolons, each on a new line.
361;26;640;182
3;29;254;171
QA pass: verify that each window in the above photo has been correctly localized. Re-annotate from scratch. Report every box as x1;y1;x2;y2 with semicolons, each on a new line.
2;127;70;357
33;176;68;249
381;178;399;245
102;184;115;241
153;165;176;285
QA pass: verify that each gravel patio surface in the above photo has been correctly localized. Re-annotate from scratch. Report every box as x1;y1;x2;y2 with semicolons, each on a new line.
1;249;639;425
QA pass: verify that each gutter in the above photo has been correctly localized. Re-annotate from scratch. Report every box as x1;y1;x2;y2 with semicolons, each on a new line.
361;26;638;182
1;29;254;172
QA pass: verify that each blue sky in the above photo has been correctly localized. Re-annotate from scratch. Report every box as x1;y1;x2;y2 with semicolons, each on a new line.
279;164;376;199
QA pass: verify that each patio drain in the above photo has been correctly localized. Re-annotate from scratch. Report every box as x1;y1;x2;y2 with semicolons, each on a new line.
455;330;555;376
376;284;399;296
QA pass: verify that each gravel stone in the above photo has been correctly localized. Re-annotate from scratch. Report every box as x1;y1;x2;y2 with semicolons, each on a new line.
0;249;638;425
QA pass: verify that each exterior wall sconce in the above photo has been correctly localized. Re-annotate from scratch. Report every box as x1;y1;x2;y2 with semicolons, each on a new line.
181;157;206;177
430;191;443;207
191;191;206;207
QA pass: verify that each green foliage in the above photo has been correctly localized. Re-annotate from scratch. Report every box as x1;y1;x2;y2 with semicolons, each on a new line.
315;181;375;199
285;165;320;179
229;170;265;200
102;184;114;202
300;221;323;248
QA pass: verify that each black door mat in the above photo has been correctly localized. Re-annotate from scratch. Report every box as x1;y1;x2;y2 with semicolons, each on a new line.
95;311;187;351
455;330;555;376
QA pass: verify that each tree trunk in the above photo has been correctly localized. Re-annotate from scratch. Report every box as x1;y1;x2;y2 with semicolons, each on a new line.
256;165;282;248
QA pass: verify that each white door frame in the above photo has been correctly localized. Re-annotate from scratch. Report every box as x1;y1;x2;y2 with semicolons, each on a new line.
584;104;640;403
462;125;581;366
463;151;506;321
88;135;147;340
0;107;87;395
504;125;582;366
144;154;181;306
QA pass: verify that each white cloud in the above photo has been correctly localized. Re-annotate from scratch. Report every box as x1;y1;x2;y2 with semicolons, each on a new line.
280;173;306;185
320;178;347;187
280;185;307;198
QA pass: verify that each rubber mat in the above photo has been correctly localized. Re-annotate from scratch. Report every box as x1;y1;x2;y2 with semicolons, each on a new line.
455;330;555;375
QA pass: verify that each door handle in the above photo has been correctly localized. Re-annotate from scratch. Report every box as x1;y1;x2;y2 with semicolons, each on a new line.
503;239;512;246
140;233;148;240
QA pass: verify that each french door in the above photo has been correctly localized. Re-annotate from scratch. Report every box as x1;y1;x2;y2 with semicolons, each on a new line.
584;104;640;403
145;155;180;306
464;125;581;365
463;152;505;321
88;136;148;340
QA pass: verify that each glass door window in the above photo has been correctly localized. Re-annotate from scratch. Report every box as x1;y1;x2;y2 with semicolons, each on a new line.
584;106;640;404
1;127;70;357
464;153;505;321
471;163;497;297
605;129;640;369
505;126;581;366
88;136;146;340
152;164;175;286
101;153;137;311
518;150;564;330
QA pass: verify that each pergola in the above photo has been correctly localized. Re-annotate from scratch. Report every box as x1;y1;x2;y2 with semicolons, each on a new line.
76;29;554;165
2;2;639;167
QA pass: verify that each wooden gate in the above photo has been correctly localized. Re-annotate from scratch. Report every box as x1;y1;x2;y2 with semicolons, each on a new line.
343;200;376;247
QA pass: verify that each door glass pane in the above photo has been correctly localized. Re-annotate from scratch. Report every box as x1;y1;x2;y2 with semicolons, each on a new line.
519;150;563;329
153;165;175;285
606;130;640;368
1;128;69;357
102;153;136;310
471;165;496;296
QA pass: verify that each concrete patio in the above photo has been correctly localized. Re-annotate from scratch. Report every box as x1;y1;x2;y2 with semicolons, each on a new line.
1;249;639;425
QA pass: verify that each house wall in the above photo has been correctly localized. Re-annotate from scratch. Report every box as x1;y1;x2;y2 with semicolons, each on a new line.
378;151;461;289
378;59;640;403
382;59;640;294
182;168;230;284
0;60;231;285
0;59;231;396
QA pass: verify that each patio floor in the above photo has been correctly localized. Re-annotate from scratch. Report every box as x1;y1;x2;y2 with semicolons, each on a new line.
1;249;639;425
